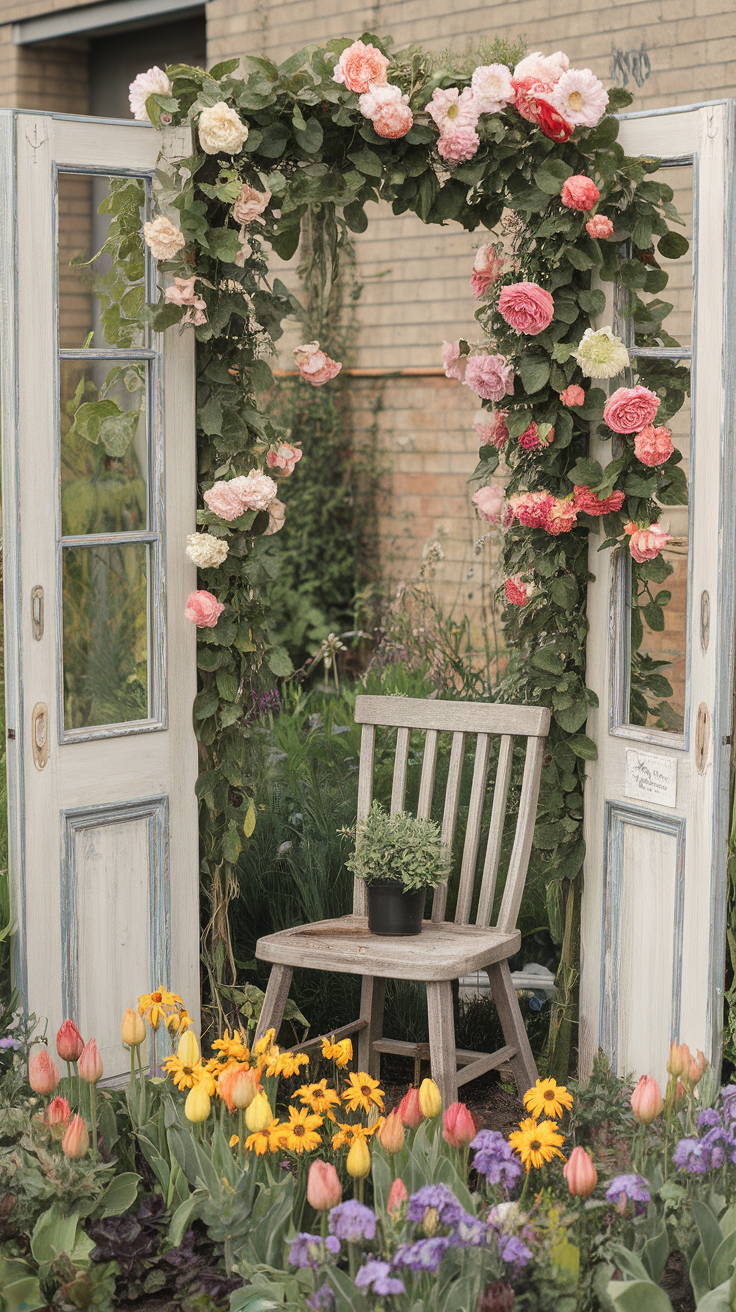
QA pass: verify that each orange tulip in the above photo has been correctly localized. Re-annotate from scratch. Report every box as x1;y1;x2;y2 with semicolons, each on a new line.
28;1048;60;1095
231;1067;259;1110
398;1086;423;1129
56;1020;84;1064
631;1075;663;1122
307;1160;342;1211
62;1114;89;1159
687;1050;707;1086
45;1096;70;1128
217;1066;239;1113
378;1108;405;1154
667;1041;691;1078
78;1039;103;1084
563;1145;597;1198
442;1101;476;1148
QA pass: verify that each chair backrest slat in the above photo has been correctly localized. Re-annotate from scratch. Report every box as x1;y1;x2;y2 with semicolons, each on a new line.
354;694;548;736
353;722;376;917
475;734;515;928
417;728;439;819
431;732;466;923
390;726;411;814
497;736;546;932
454;733;491;925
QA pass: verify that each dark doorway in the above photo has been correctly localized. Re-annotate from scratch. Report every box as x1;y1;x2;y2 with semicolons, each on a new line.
89;15;206;119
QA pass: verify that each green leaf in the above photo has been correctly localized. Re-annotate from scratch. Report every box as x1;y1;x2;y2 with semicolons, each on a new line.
97;409;139;457
642;603;664;632
209;59;240;78
168;1192;202;1248
569;457;604;487
533;158;574;194
268;645;294;677
71;398;119;444
256;123;290;157
568;734;598;761
693;1199;725;1271
193;687;219;720
658;230;690;259
519;354;550;395
343;201;368;232
531;648;565;675
607;1280;672;1311
550;575;578;611
99;1171;140;1217
294;117;323;153
222;818;242;862
348;147;383;177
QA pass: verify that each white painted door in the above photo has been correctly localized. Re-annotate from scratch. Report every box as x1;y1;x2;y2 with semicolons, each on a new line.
580;102;736;1085
0;112;200;1079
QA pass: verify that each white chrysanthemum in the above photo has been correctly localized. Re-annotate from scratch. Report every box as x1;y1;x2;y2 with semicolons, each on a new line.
550;68;609;127
129;66;171;121
573;326;630;379
470;64;514;114
186;533;229;568
513;50;570;82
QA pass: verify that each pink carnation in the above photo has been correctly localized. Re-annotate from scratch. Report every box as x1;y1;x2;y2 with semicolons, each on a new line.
464;353;515;402
475;409;508;449
437;126;480;164
634;424;674;466
333;40;388;94
442;339;466;382
509;490;555;528
472;483;506;524
586;214;614;239
427;86;479;131
470;245;504;299
204;470;277;520
505;574;534;606
266;442;303;475
293;341;342;386
519;421;554;450
625;521;671;563
185;590;224;628
561;175;600;211
498;282;554;335
574;486;626;516
604;386;660;434
560;385;585;406
546;497;578;534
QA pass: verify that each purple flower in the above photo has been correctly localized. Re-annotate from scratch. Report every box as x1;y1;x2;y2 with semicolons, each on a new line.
393;1237;450;1273
306;1288;334;1311
471;1129;523;1190
407;1184;466;1230
673;1135;724;1173
698;1108;722;1130
497;1233;532;1268
328;1201;376;1243
721;1086;736;1121
0;1037;19;1050
605;1174;650;1213
355;1261;405;1297
454;1214;488;1247
288;1234;340;1269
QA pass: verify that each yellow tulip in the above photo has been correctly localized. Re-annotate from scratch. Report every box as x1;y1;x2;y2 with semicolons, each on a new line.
185;1084;211;1123
346;1136;371;1179
245;1090;272;1133
177;1029;200;1066
121;1008;146;1048
418;1078;442;1119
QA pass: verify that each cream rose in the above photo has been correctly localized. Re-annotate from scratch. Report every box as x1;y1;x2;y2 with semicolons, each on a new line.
198;102;249;155
185;532;229;568
143;216;186;261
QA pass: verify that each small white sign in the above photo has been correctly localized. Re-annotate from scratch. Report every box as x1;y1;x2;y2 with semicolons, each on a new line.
624;749;677;808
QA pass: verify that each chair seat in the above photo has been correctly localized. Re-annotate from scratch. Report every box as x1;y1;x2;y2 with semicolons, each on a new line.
255;916;520;982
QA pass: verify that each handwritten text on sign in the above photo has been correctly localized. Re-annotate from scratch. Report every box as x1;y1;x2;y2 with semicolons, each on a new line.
624;749;677;808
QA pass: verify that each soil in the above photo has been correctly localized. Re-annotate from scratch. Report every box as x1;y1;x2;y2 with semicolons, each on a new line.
381;1055;525;1131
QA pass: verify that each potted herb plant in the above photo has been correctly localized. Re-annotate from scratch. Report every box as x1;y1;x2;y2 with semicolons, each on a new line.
345;800;449;935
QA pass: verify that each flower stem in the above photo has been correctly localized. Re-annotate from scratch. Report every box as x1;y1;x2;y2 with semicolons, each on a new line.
238;1108;245;1160
90;1082;98;1156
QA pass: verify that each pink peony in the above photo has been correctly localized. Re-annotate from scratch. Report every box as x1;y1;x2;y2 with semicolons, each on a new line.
550;67;609;128
536;100;573;142
374;100;413;138
470;64;514;114
634;424;674;466
505;575;534;605
586;214;614;239
604;386;661;434
185;590;225;628
333;40;388;93
625;521;671;563
464;353;515;402
232;184;271;226
164;276;207;326
514;51;570;82
574;486;626;516
560;384;585;406
229;470;278;511
266;441;302;475
475;409;509;449
546;497;578;534
472;483;506;524
293;341;342;386
509;490;555;528
437;126;480;164
561;175;600;211
470;245;505;298
427;86;479;131
129;66;171;121
498;282;554;335
442;340;466;382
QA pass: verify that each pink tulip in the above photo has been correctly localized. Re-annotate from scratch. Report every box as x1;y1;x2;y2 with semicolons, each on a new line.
387;1177;408;1216
62;1114;89;1159
442;1101;476;1149
398;1086;423;1129
56;1019;84;1064
45;1096;71;1128
563;1145;597;1198
631;1075;663;1122
307;1160;342;1211
28;1048;60;1095
78;1038;103;1084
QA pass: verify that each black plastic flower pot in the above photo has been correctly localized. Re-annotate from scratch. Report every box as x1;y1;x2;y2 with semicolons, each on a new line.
366;881;426;936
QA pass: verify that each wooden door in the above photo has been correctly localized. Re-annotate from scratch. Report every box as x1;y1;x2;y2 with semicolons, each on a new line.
580;102;736;1084
0;112;200;1079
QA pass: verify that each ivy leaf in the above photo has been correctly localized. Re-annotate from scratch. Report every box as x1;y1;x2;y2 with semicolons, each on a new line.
71;398;119;444
568;734;598;761
98;410;140;458
533;158;574;194
519;355;550;395
554;702;591;733
577;289;606;315
624;471;658;498
550;575;578;611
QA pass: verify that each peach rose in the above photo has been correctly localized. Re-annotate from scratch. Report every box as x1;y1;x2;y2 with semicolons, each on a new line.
266;442;302;475
634;424;674;466
164;276;207;326
586;214;614;239
497;282;554;335
573;486;625;515
560;385;585;406
475;409;508;449
374;99;413;138
603;385;660;434
333;40;389;94
561;175;600;211
143;215;186;261
505;575;534;605
464;354;515;402
472;483;506;524
232;184;271;226
185;590;224;627
293;341;342;386
625;521;671;562
470;245;505;299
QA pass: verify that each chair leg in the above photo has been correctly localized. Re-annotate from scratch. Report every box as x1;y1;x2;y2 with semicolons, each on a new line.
254;965;293;1044
358;976;385;1079
427;981;458;1108
487;961;538;1096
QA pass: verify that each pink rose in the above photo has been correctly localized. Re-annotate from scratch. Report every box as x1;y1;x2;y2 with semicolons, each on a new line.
560;385;585;406
574;486;626;515
232;184;271;226
586;214;614;239
185;590;224;628
625;521;671;563
266;441;303;475
497;282;554;335
634;424;674;466
464;354;515;402
437;126;480;164
470;245;504;299
164;276;207;326
561;175;600;211
475;409;508;449
442;339;466;382
518;421;555;450
333;40;388;93
374;100;413;138
472;483;506;524
545;497;578;534
604;386;661;434
293;341;342;386
505;575;534;605
204;471;277;519
509;490;555;528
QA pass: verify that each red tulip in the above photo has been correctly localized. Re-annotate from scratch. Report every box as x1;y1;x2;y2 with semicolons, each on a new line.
45;1096;71;1128
442;1101;476;1149
563;1145;597;1198
631;1075;663;1122
398;1086;423;1128
378;1108;405;1154
56;1019;84;1064
387;1177;408;1216
78;1038;103;1084
61;1114;89;1159
28;1048;60;1095
307;1160;342;1211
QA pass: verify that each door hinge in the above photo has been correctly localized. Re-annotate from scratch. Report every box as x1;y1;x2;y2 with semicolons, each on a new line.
7;729;15;740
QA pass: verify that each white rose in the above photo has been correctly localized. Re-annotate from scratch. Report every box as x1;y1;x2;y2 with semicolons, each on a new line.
198;101;249;155
143;215;186;261
185;532;229;568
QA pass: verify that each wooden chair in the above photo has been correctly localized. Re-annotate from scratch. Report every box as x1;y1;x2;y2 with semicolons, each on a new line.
254;695;550;1106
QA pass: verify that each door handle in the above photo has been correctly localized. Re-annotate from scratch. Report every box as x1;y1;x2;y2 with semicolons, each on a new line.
696;702;711;775
31;586;43;640
31;702;48;771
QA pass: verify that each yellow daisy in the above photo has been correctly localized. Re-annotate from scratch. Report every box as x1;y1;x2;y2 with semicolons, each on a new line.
282;1106;324;1154
342;1071;385;1115
265;1050;310;1079
137;987;184;1031
245;1118;284;1155
509;1117;565;1172
229;1134;239;1148
321;1036;353;1067
212;1028;249;1065
252;1028;277;1059
331;1120;381;1151
523;1078;573;1121
165;1006;193;1034
163;1055;215;1095
294;1080;342;1121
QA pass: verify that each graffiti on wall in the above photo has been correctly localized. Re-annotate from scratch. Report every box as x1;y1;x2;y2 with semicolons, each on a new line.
611;44;651;88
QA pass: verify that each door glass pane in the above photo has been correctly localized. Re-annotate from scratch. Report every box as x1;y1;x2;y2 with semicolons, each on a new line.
57;171;147;349
60;358;148;535
62;543;149;730
634;165;693;351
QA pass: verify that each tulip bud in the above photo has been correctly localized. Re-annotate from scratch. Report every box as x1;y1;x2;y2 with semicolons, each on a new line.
245;1090;272;1133
398;1086;423;1129
563;1145;597;1198
177;1029;200;1067
121;1009;146;1048
346;1136;371;1179
231;1067;258;1110
387;1177;408;1217
378;1108;405;1155
688;1050;707;1087
418;1078;442;1119
56;1020;84;1064
667;1040;690;1079
442;1101;476;1149
62;1114;89;1159
631;1075;663;1123
28;1048;60;1095
78;1039;103;1085
45;1096;71;1128
184;1084;211;1123
307;1160;342;1210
